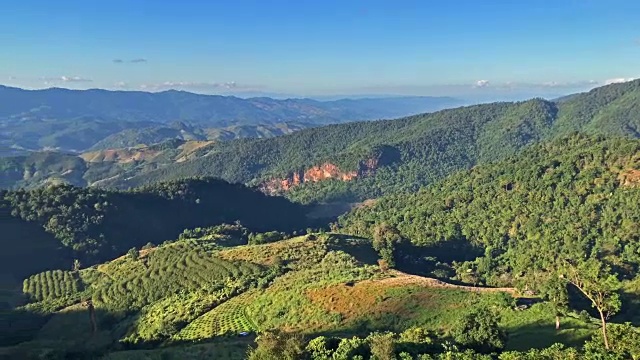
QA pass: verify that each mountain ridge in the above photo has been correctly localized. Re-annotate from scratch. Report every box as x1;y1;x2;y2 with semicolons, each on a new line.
0;85;462;154
1;80;639;201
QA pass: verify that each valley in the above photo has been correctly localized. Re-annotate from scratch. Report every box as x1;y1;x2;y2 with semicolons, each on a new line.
2;81;640;359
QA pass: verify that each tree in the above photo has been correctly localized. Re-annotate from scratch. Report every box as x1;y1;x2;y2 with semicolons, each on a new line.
368;332;397;360
247;331;305;360
306;336;333;360
450;305;506;353
127;247;139;261
528;273;568;330
72;259;81;272
561;258;621;350
372;223;402;268
583;323;640;359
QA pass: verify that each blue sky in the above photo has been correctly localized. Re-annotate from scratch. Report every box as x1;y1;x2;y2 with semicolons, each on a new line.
0;0;639;99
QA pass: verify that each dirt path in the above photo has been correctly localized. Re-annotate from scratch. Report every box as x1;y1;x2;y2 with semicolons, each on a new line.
377;270;519;296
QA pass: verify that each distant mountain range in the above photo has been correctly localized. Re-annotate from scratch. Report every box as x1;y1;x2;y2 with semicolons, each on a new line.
2;79;640;194
0;85;463;153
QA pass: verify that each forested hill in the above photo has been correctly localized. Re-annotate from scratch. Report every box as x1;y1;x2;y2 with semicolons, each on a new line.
0;177;310;281
111;79;640;203
338;134;640;286
0;85;462;153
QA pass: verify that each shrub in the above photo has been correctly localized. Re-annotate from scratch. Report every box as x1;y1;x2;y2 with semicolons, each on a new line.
450;305;506;353
127;247;139;261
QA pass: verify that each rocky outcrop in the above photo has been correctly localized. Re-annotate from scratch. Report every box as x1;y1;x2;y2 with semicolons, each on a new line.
619;169;640;187
260;157;380;194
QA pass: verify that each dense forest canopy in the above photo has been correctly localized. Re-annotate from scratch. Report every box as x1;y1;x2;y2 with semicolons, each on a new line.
1;80;639;198
0;177;311;279
109;80;640;203
339;134;640;284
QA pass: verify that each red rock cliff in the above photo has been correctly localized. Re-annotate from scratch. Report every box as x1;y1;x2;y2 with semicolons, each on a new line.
260;157;379;194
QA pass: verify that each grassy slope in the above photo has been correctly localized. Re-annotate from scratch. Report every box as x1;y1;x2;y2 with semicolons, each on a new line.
0;234;597;359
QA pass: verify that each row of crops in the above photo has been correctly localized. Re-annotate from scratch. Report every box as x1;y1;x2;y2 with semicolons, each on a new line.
22;270;82;301
174;292;257;341
90;244;267;310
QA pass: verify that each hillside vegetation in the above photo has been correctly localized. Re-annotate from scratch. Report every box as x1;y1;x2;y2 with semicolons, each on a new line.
0;178;310;279
4;134;640;358
338;134;640;354
108;80;640;203
0;85;460;153
339;134;640;285
3;82;640;359
2;230;608;359
2;80;639;195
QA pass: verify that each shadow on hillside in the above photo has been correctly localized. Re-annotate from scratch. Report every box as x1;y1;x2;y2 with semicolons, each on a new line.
0;305;130;359
394;239;482;279
503;321;594;351
0;303;260;360
325;234;379;265
619;289;640;326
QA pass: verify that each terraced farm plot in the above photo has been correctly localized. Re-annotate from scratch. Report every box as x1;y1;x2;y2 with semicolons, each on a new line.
122;291;229;344
174;292;257;341
87;242;267;310
22;270;82;301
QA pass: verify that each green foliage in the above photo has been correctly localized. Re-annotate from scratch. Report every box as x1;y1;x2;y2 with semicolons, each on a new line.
0;177;309;270
340;135;640;285
248;231;287;245
112;80;640;204
499;343;581;359
450;305;506;353
127;247;140;261
22;270;83;302
246;331;306;360
173;291;257;341
372;223;403;268
123;291;229;344
368;332;397;360
88;242;267;312
306;336;333;359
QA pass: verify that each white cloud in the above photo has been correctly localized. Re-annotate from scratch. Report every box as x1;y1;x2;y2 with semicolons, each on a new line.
41;76;93;84
113;81;128;88
61;76;92;82
139;81;247;92
113;58;147;64
540;80;598;88
605;78;636;85
474;80;490;88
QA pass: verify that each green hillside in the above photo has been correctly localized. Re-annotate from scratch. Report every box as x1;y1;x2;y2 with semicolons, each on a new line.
111;80;640;204
3;84;640;359
339;134;640;283
0;178;310;277
4;228;638;359
1;230;607;359
2;136;640;358
2;80;639;198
